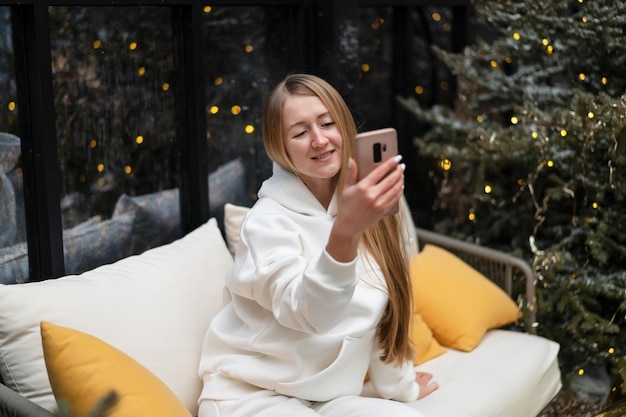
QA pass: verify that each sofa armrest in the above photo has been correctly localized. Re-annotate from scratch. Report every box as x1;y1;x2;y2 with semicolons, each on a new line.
0;384;53;417
415;227;536;325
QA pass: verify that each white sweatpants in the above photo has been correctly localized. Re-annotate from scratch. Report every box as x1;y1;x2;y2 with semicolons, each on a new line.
198;390;426;417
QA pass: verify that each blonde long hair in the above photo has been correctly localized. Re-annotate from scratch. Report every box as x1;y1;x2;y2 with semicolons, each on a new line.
262;73;413;366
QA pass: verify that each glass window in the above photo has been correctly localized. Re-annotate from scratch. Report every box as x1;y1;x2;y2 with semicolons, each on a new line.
0;6;29;284
202;6;296;209
49;6;181;275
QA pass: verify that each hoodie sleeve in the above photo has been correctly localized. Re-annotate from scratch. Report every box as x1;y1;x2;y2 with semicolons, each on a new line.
226;210;360;335
367;348;419;402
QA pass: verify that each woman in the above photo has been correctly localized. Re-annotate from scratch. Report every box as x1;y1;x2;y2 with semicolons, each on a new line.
198;74;438;417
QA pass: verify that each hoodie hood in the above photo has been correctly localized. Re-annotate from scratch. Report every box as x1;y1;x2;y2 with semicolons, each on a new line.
257;163;338;217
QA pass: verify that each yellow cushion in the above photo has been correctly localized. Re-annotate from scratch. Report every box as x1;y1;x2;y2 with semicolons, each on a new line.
410;245;521;352
410;311;447;364
41;321;191;417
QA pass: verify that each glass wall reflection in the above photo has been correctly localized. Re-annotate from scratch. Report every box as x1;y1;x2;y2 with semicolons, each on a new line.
0;7;29;283
49;6;181;275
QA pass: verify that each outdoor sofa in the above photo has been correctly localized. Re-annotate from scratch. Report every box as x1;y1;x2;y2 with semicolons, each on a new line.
0;178;562;417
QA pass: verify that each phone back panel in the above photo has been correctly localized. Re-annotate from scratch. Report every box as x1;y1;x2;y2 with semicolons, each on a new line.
354;128;398;181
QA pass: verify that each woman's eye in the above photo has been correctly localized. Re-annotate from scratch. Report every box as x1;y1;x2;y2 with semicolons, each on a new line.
293;130;307;138
321;121;335;128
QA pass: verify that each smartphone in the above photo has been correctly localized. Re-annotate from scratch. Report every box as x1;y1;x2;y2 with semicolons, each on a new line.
354;127;400;215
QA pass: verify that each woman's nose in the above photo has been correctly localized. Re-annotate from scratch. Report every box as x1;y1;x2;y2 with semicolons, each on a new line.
310;128;328;148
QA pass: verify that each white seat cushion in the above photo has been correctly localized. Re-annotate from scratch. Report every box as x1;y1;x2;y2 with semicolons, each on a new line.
365;329;561;417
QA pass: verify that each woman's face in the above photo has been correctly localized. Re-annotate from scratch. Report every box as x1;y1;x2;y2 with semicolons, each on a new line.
282;94;343;190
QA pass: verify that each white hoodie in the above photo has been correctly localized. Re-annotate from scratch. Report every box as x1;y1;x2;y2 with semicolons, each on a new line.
198;163;419;403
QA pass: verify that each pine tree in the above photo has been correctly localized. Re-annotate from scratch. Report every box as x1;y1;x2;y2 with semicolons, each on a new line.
399;0;626;397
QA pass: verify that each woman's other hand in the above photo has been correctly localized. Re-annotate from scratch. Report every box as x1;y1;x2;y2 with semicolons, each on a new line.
415;372;439;400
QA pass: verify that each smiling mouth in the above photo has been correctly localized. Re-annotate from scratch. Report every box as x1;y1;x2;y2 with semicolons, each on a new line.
312;150;334;160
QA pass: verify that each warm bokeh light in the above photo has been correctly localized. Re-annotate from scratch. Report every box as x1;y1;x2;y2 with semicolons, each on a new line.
513;32;521;40
137;67;146;76
439;159;452;171
510;116;519;124
90;139;97;148
414;85;424;95
129;42;137;51
97;164;104;173
468;212;476;221
361;63;370;72
231;105;242;115
245;44;253;53
210;106;219;115
203;6;212;13
484;184;492;194
135;135;144;144
93;40;101;49
124;165;132;174
244;125;255;134
7;102;16;111
214;77;223;86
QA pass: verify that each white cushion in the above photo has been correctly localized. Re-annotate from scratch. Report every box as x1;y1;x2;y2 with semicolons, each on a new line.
0;218;233;415
364;329;562;417
223;202;250;257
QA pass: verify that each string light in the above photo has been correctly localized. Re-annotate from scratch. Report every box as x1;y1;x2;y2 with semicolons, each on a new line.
244;44;253;53
477;115;484;123
244;125;255;134
214;77;223;86
579;73;586;81
547;160;554;167
582;16;588;23
541;38;549;46
546;45;554;55
203;6;212;13
124;165;132;174
578;369;585;376
439;159;452;170
162;83;170;91
361;63;370;72
135;135;144;144
608;347;615;354
129;42;137;51
90;139;97;148
468;212;476;221
484;184;493;194
371;17;384;30
137;67;146;76
592;202;598;209
210;106;219;115
513;32;521;40
510;116;519;124
440;81;449;91
601;77;608;85
431;12;441;22
442;23;451;32
414;85;424;95
560;129;568;137
531;131;539;139
490;60;498;68
7;101;16;111
587;111;594;119
231;105;242;115
97;164;104;173
93;40;101;49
